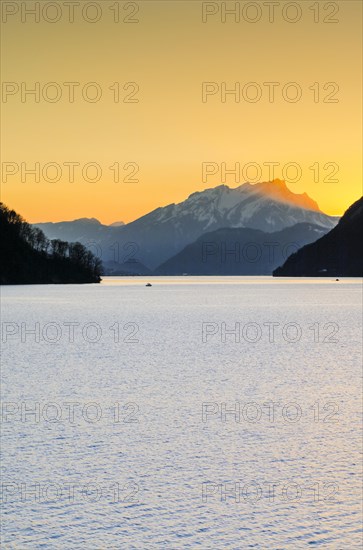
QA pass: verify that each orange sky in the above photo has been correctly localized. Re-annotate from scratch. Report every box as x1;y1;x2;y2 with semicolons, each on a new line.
1;0;362;224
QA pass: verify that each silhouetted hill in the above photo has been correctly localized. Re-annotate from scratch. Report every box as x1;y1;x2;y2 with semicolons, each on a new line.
155;223;329;275
273;197;363;277
0;203;102;284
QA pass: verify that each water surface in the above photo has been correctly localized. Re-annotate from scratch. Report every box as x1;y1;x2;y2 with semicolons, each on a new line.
1;277;362;548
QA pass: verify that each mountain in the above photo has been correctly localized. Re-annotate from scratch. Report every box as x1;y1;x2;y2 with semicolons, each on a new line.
36;181;339;270
238;179;322;212
155;223;330;275
0;204;102;284
109;221;125;227
35;217;109;243
273;197;363;277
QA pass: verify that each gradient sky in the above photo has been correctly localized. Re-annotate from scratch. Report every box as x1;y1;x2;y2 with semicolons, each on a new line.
1;0;362;224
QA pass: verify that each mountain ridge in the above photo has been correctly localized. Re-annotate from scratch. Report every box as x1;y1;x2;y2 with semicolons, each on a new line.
155;222;330;275
273;196;363;277
36;180;339;270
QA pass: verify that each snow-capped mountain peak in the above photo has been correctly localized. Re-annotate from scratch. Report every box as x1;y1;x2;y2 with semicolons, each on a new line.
37;180;339;270
149;180;326;232
236;179;321;212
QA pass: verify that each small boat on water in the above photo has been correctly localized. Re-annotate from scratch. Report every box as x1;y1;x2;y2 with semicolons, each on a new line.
146;283;152;287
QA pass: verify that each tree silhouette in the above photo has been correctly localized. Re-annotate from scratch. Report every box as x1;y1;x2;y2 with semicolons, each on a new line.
0;202;102;284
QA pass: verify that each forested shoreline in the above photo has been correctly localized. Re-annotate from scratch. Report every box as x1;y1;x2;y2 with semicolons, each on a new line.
0;203;102;284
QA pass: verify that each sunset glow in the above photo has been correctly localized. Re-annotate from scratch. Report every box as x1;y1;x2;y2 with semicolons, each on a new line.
1;0;362;224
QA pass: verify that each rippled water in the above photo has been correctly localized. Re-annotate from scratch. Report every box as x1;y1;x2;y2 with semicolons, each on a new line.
1;277;362;548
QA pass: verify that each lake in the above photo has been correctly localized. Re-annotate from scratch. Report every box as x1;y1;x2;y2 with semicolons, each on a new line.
1;277;362;548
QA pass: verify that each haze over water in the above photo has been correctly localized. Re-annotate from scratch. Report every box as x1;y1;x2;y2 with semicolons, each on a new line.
1;277;362;548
